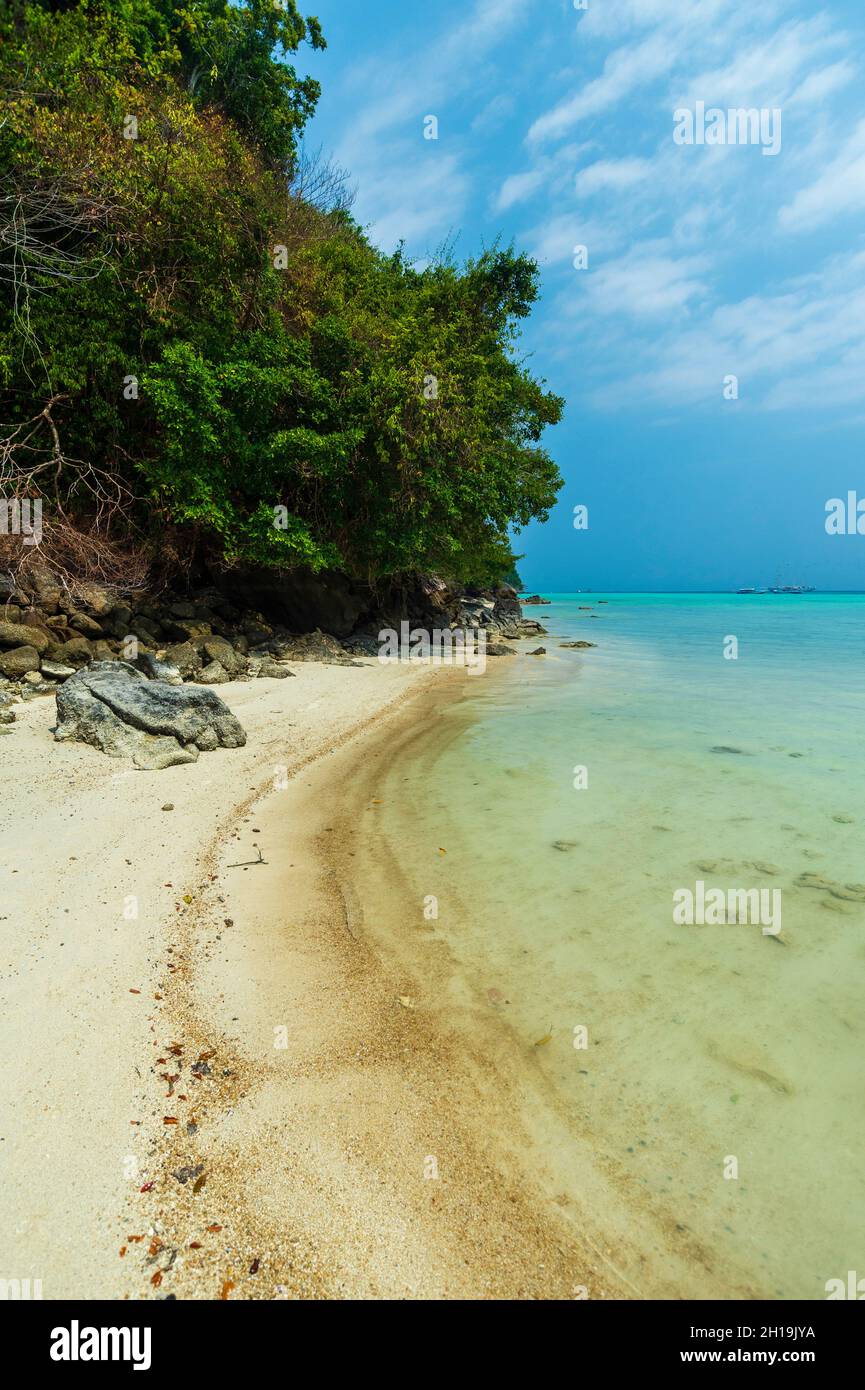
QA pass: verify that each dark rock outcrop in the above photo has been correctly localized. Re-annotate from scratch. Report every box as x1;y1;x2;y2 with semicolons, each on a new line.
1;557;546;711
212;566;369;639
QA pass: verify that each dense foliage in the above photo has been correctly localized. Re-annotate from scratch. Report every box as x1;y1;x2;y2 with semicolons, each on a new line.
0;0;563;589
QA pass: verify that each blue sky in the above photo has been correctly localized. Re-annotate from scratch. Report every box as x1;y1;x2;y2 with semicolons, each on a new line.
294;0;865;591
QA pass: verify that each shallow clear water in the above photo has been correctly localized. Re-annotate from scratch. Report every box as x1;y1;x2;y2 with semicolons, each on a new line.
371;594;865;1298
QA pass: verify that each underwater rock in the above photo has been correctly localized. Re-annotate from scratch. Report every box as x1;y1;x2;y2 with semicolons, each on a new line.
795;872;865;902
749;861;781;875
795;872;837;892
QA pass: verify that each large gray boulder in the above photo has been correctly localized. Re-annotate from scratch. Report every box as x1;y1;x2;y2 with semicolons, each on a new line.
53;661;246;770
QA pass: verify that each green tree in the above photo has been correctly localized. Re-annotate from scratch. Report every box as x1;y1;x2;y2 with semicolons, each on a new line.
0;0;563;591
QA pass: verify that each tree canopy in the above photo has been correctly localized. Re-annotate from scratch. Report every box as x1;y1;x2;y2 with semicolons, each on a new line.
0;0;563;590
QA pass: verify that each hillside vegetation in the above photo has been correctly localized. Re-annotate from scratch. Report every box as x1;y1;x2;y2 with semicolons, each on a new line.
0;0;563;594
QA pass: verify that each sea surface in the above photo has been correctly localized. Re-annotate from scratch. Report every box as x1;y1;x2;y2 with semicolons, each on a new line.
365;593;865;1298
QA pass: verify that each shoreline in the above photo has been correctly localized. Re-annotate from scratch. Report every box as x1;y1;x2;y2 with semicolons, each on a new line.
3;630;766;1301
301;663;746;1302
140;657;632;1300
6;648;623;1300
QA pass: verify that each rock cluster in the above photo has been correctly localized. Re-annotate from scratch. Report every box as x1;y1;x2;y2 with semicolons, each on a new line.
0;568;547;735
0;564;366;701
454;587;547;642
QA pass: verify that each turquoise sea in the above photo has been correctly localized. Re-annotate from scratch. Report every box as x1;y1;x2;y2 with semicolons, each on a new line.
367;593;865;1298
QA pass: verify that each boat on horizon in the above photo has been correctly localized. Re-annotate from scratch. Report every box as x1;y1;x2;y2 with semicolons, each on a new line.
735;583;816;595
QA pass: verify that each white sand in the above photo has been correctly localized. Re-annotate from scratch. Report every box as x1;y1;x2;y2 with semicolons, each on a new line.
0;660;434;1297
1;658;626;1300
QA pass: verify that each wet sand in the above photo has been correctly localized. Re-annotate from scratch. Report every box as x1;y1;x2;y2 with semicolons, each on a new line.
137;670;638;1299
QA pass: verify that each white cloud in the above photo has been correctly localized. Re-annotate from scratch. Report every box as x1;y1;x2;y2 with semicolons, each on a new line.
328;0;534;250
497;168;548;211
530;0;765;144
579;252;865;411
471;93;516;134
495;142;594;210
499;0;865;420
579;0;734;41
528;32;675;142
575;157;653;196
355;153;471;253
779;119;865;232
677;16;844;110
314;0;865;427
583;244;710;318
523;213;622;267
789;59;856;107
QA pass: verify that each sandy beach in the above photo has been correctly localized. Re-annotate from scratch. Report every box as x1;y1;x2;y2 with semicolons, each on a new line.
1;657;628;1300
